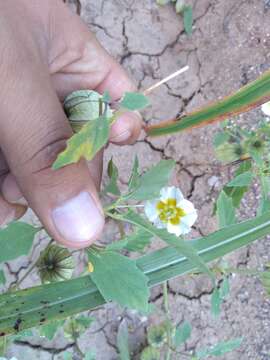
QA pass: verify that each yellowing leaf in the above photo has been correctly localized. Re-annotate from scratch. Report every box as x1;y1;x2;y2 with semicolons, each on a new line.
53;116;111;170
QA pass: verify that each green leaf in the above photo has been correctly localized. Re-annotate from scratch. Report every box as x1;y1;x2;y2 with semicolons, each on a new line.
174;321;192;347
156;0;171;5
62;352;73;360
117;321;130;360
128;156;140;192
257;197;270;216
39;320;64;340
223;160;252;208
216;191;236;228
219;277;230;299
84;351;96;360
260;271;270;295
124;229;152;252
147;69;270;136
52;115;111;170
2;211;270;335
75;315;94;329
196;338;243;358
211;278;230;317
107;229;152;253
88;250;150;312
104;158;120;196
128;160;175;200
114;210;213;281
11;329;33;341
227;172;253;187
140;346;160;360
0;222;39;263
213;132;230;148
183;5;193;35
211;288;221;317
0;270;6;285
120;92;150;111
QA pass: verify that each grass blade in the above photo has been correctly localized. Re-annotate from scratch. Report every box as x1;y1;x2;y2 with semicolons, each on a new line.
147;70;270;136
1;211;270;335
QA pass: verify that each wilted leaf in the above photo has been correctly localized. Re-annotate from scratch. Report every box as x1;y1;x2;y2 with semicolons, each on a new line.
0;222;39;263
120;92;150;111
53;116;111;170
88;250;150;312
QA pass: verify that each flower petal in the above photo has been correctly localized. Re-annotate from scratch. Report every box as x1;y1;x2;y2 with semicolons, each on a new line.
154;217;166;229
181;211;198;228
261;102;270;116
179;199;196;214
145;200;159;222
167;222;183;236
160;186;183;202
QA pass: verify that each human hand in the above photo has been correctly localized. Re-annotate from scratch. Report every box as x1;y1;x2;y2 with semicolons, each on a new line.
0;0;142;248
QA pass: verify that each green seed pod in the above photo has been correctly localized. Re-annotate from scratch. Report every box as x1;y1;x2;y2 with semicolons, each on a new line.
64;90;113;133
147;324;168;348
37;244;75;284
215;142;247;163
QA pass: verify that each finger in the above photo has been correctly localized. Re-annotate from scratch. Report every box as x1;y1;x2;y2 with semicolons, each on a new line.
0;48;104;249
1;173;28;206
0;152;27;224
0;196;27;228
49;3;142;145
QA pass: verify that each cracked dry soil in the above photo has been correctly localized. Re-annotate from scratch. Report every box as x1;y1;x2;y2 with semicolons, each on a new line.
4;0;270;359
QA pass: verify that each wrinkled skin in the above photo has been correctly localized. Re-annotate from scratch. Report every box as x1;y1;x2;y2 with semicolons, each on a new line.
0;0;142;248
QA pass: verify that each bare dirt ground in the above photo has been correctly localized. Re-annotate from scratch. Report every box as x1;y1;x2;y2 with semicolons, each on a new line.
4;0;270;359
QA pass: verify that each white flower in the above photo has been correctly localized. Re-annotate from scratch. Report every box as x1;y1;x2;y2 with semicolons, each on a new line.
145;186;197;236
261;101;270;116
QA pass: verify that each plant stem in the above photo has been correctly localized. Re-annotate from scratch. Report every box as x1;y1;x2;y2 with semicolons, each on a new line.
163;281;172;360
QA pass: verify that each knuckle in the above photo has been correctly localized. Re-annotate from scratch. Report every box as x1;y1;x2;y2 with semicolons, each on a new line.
14;124;70;176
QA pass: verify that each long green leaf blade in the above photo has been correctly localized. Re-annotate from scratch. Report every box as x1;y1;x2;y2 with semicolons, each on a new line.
1;212;270;334
147;70;270;136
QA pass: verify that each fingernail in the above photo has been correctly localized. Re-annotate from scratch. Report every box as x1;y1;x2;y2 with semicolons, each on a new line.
52;192;104;243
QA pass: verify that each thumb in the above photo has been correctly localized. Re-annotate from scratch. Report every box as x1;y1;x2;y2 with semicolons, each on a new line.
0;53;104;249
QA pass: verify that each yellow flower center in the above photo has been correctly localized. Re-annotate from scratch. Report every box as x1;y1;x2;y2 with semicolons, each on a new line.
87;262;94;273
156;198;186;225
